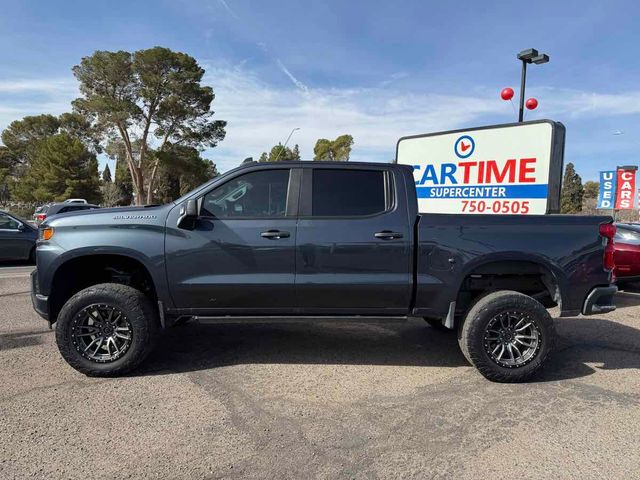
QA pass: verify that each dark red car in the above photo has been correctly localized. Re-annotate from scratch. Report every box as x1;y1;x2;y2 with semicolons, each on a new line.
614;223;640;284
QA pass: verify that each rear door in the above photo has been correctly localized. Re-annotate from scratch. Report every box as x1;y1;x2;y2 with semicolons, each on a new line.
295;166;412;314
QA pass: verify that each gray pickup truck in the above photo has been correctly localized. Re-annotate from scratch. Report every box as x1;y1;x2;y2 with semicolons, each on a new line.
31;161;617;382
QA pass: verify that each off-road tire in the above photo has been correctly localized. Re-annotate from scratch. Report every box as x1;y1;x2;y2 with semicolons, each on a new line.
458;290;555;383
55;283;159;377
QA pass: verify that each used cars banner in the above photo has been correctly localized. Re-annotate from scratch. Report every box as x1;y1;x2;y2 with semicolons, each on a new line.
615;167;637;209
597;171;617;209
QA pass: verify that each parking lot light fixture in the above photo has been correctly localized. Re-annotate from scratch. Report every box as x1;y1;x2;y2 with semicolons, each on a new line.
516;48;550;122
532;54;549;65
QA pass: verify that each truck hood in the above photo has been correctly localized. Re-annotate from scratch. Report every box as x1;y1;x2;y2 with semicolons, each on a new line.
43;204;172;228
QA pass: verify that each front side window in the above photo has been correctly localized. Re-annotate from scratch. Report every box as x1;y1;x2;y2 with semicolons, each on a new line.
0;213;20;230
312;169;389;217
201;169;290;218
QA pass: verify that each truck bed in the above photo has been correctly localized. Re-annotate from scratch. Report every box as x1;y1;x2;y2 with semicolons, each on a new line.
413;213;613;319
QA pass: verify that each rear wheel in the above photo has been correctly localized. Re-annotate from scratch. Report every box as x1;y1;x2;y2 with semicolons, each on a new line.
458;290;555;383
55;283;158;377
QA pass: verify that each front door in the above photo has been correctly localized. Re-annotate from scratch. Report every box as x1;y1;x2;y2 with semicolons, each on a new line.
295;166;412;315
165;167;299;314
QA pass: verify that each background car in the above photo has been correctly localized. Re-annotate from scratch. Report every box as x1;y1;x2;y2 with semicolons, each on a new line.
35;202;100;225
64;198;88;204
33;204;50;224
0;210;37;262
614;223;640;284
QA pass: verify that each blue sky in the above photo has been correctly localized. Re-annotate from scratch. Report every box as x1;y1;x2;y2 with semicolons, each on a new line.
0;0;638;179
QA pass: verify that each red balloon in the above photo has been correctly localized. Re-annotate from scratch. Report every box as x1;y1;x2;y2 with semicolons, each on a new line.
500;87;514;101
526;97;538;110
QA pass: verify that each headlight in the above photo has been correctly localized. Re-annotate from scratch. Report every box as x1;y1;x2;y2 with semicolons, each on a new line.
39;227;54;241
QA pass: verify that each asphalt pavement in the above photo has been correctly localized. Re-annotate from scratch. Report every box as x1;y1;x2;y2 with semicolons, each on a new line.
0;264;34;279
0;267;639;479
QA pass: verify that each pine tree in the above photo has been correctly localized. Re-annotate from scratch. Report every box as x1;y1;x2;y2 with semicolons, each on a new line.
583;181;599;199
291;144;301;161
313;135;353;161
262;143;301;162
14;133;101;203
102;164;112;183
560;163;584;213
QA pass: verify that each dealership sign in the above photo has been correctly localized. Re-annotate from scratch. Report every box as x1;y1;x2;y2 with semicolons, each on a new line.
396;120;565;215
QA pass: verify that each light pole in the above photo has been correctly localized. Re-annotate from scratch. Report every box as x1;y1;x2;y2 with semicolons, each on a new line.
516;48;549;122
273;127;300;162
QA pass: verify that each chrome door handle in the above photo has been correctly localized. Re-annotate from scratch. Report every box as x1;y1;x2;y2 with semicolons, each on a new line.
261;230;290;239
374;231;403;240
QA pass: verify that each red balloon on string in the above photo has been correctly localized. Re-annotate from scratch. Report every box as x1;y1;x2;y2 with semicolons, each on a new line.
526;98;539;110
500;87;514;101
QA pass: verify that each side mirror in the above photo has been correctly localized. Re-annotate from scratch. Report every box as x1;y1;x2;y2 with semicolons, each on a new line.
18;224;26;232
177;199;198;230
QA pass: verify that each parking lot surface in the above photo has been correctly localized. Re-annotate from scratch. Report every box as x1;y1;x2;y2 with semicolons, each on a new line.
1;266;639;479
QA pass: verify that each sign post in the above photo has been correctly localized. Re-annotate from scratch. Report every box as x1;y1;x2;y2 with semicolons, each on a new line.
395;120;565;215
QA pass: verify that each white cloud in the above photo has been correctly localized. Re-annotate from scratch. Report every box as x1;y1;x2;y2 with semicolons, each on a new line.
275;59;309;94
0;78;77;95
0;77;78;132
540;88;640;117
202;65;640;172
1;66;639;175
203;65;505;171
217;0;240;20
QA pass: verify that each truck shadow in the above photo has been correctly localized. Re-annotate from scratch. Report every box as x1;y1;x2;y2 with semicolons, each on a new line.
143;319;468;374
140;316;640;382
0;261;35;267
0;329;52;351
536;316;640;382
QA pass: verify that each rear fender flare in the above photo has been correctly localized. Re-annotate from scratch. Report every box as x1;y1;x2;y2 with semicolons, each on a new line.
452;252;567;309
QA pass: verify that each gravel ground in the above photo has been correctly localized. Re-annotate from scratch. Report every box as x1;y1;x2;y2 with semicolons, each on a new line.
1;272;639;479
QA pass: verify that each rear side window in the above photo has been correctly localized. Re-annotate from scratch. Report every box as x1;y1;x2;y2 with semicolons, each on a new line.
312;169;389;217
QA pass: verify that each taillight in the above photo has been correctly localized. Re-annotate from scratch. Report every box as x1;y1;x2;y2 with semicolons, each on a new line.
599;222;616;272
37;214;46;221
599;223;616;239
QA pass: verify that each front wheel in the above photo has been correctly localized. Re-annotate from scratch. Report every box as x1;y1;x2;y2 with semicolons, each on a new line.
458;291;555;383
55;283;159;377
